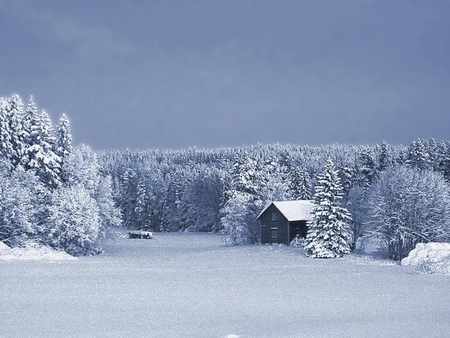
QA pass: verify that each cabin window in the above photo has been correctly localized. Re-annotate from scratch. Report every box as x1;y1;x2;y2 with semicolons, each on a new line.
271;228;278;242
271;212;277;221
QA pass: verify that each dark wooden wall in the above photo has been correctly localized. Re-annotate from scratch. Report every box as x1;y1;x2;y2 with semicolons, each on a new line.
259;204;289;244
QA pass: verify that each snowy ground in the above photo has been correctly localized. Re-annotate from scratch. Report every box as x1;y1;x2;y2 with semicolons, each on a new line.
1;232;449;338
0;241;76;261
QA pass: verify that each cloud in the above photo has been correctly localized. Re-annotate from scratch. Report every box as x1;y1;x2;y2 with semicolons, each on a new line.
28;9;137;63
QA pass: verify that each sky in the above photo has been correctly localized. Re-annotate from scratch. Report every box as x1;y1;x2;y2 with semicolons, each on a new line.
0;0;449;150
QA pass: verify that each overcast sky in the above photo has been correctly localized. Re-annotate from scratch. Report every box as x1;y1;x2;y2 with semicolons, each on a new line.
0;1;449;150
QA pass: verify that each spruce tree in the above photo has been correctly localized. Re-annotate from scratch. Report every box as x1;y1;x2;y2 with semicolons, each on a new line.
377;141;393;172
289;167;313;200
46;184;101;256
22;97;41;167
56;113;72;182
8;94;26;167
24;110;61;188
436;141;450;180
94;175;122;236
0;95;24;168
358;147;376;188
406;138;431;170
135;178;150;230
221;190;254;246
120;168;138;228
56;114;72;160
0;97;14;167
305;158;352;258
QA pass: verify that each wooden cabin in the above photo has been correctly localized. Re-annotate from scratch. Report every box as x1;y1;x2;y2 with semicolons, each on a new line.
257;200;314;245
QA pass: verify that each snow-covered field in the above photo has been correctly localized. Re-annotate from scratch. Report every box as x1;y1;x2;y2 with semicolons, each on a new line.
1;233;449;338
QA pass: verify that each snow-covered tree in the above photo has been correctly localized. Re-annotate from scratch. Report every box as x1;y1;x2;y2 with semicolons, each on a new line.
8;94;26;167
289;167;313;200
134;178;151;230
55;113;72;181
377;141;394;172
0;94;25;168
94;175;122;236
63;145;121;232
46;184;101;256
63;145;100;190
160;169;186;232
367;166;450;260
357;147;377;188
180;166;225;232
305;159;352;258
259;170;291;202
25;110;61;188
346;185;367;251
406;138;431;170
0;94;123;255
0;164;44;244
338;164;355;199
120;168;138;228
221;191;257;246
435;141;450;180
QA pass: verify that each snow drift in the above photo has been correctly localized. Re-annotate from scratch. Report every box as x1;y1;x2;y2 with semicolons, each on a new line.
401;243;450;266
0;241;76;261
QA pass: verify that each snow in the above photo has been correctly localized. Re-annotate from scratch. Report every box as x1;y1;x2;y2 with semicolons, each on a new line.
0;241;10;251
257;200;314;221
0;241;76;261
416;256;450;275
401;242;450;266
1;232;449;338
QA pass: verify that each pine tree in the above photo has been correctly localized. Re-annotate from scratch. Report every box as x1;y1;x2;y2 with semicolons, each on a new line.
135;178;150;230
25;110;61;188
8;94;26;167
120;168;138;228
22;97;41;166
55;113;72;182
94;175;122;235
21;96;39;165
406;138;431;170
338;165;354;199
289;167;313;200
0;98;14;167
358;147;376;188
221;191;255;246
377;141;393;172
305;158;352;258
46;184;101;256
0;94;24;168
0;164;44;243
435;141;450;180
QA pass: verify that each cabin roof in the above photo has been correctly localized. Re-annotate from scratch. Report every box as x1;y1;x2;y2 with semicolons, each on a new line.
257;200;314;222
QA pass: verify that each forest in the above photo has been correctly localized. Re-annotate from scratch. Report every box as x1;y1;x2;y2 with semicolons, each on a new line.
99;120;450;260
1;93;450;259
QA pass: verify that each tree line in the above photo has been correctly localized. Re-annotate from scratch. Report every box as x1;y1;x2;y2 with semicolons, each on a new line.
99;137;450;259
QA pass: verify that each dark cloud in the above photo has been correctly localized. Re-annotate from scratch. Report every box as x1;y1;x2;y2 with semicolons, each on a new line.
0;1;449;150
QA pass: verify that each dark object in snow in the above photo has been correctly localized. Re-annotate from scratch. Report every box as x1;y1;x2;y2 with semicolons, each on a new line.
128;231;153;239
257;200;314;245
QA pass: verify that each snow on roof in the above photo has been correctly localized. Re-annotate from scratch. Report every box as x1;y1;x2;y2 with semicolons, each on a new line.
257;200;314;222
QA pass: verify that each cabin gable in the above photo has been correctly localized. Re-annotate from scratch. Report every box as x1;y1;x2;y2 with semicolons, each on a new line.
259;204;289;244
